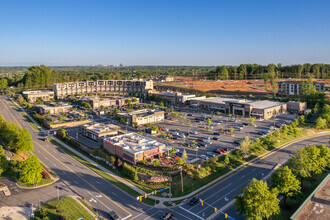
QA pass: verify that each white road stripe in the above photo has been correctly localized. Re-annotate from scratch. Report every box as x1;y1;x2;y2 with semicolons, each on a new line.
130;207;154;220
202;183;232;201
96;181;101;185
179;206;204;220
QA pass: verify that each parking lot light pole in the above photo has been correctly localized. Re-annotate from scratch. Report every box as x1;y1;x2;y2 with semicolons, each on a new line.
196;147;199;159
179;166;183;195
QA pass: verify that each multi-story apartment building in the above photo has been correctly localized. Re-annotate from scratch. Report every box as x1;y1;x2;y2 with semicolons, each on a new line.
53;80;153;99
277;81;325;96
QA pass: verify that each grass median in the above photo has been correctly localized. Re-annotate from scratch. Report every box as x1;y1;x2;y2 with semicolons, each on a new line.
32;197;94;220
49;138;157;206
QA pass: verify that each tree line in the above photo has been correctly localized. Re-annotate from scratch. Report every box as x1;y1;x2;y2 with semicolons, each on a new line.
0;63;328;92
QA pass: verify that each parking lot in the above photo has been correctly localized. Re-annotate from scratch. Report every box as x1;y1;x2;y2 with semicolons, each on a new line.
150;108;296;161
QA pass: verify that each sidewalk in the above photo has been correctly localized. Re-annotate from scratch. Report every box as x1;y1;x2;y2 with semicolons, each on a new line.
12;99;330;203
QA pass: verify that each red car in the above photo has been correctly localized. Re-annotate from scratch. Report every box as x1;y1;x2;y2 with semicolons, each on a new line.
221;148;228;152
213;149;222;154
198;138;205;142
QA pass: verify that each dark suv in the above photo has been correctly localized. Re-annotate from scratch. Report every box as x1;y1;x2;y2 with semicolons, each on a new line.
188;197;200;206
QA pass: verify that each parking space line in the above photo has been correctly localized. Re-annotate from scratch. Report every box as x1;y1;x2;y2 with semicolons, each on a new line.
168;208;191;220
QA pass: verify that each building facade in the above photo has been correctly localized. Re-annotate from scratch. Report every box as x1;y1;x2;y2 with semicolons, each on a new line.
53;80;153;99
82;123;120;141
22;90;54;102
287;101;307;114
34;103;72;114
277;81;325;96
151;91;204;106
103;133;170;164
190;97;287;119
117;109;164;126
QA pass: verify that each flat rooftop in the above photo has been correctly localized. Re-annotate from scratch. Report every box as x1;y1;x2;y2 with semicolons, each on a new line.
196;97;285;109
22;90;53;94
118;109;163;117
84;123;119;134
105;133;167;154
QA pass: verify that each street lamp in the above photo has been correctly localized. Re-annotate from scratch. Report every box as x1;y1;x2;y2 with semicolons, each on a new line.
196;147;199;159
179;166;183;195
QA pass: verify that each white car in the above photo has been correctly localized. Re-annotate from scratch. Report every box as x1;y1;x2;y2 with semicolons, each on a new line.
206;126;214;129
203;135;210;139
190;130;197;134
200;155;209;160
179;133;186;138
205;140;212;144
206;152;216;157
173;132;180;136
163;128;169;131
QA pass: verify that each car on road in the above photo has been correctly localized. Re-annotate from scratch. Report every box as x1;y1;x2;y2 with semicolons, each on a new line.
160;212;173;220
203;135;210;139
190;130;197;134
200;154;209;160
188;197;200;206
213;132;220;135
213;136;219;140
205;140;212;144
229;118;236;122
109;211;120;220
207;152;217;157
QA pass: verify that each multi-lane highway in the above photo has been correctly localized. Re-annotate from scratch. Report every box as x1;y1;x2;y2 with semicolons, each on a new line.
0;95;328;220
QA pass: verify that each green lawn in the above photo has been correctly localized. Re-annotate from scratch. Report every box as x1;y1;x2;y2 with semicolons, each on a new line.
32;197;94;220
21;113;41;131
18;178;54;188
269;172;328;220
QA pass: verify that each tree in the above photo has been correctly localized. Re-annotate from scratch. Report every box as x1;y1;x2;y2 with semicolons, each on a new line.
145;123;151;128
151;102;156;108
206;118;212;126
125;99;131;105
126;109;130;113
137;130;143;135
59;128;67;139
177;158;184;165
131;98;137;103
132;122;138;128
115;108;120;114
14;128;34;153
228;114;232;118
0;78;8;91
298;115;305;125
160;101;164;108
239;136;251;158
191;140;196;146
270;166;301;207
182;149;188;160
172;112;179;118
229;127;235;134
17;95;25;105
144;104;149;109
224;155;230;165
249;117;255;125
0;146;8;176
19;155;43;185
153;159;160;166
152;125;159;133
316;117;327;129
313;103;320;113
235;179;280;220
57;116;62;121
82;102;91;109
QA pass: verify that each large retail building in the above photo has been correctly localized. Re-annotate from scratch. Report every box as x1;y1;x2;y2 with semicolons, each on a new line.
53;80;153;99
103;133;170;164
190;97;288;119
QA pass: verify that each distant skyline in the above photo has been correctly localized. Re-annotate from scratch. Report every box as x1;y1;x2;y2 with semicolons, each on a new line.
1;0;330;66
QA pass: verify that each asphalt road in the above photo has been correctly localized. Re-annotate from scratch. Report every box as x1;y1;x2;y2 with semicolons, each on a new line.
0;96;328;220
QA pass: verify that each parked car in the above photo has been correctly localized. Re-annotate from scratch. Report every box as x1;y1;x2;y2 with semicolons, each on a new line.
190;144;198;148
233;140;241;145
203;135;210;139
275;123;285;128
229;118;236;122
257;131;268;135
234;126;243;130
176;151;182;157
284;120;293;125
207;152;217;157
217;120;224;123
206;126;214;129
222;148;228;152
198;138;205;142
109;211;120;220
199;142;207;147
213;132;220;135
188;197;200;206
172;137;178;140
242;122;249;126
238;124;245;127
205;140;212;144
213;136;219;140
187;114;193;116
160;212;173;220
213;149;223;154
179;133;186;138
175;128;180;131
163;128;169;132
200;155;209;160
190;130;197;134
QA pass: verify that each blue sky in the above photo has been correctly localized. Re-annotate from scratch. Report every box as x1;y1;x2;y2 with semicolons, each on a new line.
0;0;329;66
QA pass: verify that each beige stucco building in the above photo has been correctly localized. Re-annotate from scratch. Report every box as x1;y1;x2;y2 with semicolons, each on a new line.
117;109;164;126
22;90;54;102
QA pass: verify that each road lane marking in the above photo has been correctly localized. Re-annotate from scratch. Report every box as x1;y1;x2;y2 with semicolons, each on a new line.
96;181;101;185
202;182;232;201
240;175;245;178
112;192;117;196
179;206;204;220
143;210;163;220
53;163;57;167
168;208;190;220
129;207;155;220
